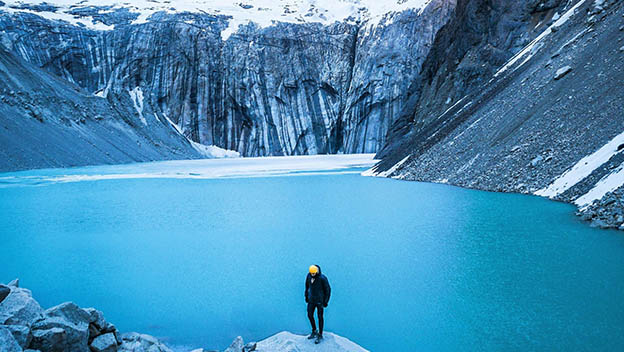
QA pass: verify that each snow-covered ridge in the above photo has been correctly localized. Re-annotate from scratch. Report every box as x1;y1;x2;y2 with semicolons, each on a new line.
0;0;432;39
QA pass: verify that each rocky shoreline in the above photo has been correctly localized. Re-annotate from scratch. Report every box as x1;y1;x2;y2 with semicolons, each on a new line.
0;280;367;352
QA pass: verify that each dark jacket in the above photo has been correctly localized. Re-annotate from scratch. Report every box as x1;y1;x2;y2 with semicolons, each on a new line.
305;265;331;306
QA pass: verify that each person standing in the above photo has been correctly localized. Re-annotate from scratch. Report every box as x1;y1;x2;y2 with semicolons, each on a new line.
305;264;331;344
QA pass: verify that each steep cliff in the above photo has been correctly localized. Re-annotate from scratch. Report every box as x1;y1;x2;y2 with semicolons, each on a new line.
0;0;455;161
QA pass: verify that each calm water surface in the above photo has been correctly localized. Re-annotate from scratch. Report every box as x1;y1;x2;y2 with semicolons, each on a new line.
1;158;624;351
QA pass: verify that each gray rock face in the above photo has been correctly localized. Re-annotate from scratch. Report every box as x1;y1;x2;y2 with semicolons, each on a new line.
343;1;456;153
30;302;92;352
5;324;32;349
219;21;357;156
30;327;67;351
0;326;22;352
0;0;455;164
90;332;118;352
0;286;44;326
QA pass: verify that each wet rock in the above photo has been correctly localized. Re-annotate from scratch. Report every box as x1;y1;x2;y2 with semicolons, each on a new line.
244;342;257;351
90;332;118;352
0;326;22;352
118;332;172;352
554;66;572;80
0;286;44;326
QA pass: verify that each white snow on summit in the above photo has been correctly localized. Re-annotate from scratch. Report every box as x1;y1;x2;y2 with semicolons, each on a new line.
0;0;432;39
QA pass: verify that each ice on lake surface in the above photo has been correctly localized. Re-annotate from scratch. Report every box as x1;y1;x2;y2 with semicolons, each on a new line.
1;155;624;351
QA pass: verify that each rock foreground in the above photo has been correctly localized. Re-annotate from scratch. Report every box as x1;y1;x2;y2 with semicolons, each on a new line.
0;280;367;352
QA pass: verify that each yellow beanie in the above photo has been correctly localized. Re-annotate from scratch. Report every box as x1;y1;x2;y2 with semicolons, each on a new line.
309;265;319;274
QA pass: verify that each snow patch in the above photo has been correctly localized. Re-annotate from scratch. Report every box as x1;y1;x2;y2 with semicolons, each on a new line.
575;163;624;206
0;2;115;31
190;141;240;159
128;87;146;125
535;130;624;197
362;155;410;178
0;0;433;40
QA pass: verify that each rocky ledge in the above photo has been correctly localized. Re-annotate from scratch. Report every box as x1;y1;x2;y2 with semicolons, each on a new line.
0;280;367;352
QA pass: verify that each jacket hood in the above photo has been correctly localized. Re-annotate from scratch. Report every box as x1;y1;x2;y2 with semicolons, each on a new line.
311;264;322;276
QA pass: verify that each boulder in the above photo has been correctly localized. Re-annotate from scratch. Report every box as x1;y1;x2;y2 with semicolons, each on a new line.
90;332;118;352
224;336;244;352
554;66;572;80
31;327;66;351
83;307;117;339
30;302;91;352
0;286;44;326
118;332;172;352
5;324;32;348
0;326;22;352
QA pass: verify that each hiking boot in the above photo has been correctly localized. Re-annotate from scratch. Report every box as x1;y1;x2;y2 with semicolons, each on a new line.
307;330;317;339
314;334;323;344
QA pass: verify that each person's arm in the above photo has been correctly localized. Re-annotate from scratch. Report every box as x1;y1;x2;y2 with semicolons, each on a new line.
305;275;310;303
322;276;331;307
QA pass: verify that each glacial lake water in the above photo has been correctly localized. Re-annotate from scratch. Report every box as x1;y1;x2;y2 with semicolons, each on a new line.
1;155;624;351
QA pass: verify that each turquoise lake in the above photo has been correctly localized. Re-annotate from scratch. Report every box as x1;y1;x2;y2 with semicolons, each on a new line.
1;156;624;351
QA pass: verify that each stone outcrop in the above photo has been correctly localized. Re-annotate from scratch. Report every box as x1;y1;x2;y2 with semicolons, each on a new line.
0;326;22;352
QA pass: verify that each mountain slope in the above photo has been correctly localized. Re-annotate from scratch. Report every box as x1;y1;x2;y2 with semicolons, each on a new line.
0;47;205;171
371;0;624;228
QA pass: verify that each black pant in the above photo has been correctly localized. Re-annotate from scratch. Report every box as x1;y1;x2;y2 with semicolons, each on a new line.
307;302;324;335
